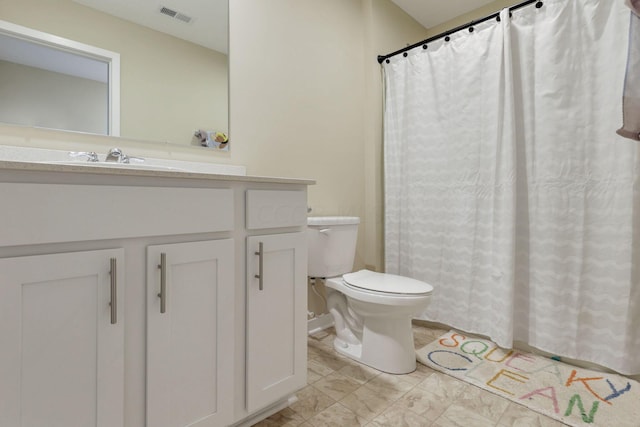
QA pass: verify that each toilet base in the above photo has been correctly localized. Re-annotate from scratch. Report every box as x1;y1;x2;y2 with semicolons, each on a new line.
333;315;417;375
333;337;363;361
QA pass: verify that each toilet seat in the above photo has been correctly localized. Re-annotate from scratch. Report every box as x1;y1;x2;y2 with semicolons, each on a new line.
343;270;433;296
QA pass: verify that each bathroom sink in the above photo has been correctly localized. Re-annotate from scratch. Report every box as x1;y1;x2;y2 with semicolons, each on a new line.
1;146;247;176
39;161;186;172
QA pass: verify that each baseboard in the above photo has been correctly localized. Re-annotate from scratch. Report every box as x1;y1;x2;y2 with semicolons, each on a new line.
308;313;334;335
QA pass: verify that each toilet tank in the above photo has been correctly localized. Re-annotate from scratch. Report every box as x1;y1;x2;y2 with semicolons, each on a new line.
307;216;360;278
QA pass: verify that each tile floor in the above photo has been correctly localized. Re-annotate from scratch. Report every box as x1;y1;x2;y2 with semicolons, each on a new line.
254;322;569;427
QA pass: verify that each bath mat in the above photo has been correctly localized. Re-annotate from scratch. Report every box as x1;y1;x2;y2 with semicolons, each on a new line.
416;331;640;427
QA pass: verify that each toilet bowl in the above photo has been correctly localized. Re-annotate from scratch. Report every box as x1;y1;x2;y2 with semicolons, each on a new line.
307;217;433;374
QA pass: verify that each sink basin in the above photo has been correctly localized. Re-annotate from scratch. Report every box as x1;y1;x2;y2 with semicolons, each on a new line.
40;161;186;172
1;146;247;176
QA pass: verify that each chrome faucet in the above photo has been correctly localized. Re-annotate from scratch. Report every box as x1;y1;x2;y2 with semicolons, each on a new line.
105;147;124;162
105;147;145;164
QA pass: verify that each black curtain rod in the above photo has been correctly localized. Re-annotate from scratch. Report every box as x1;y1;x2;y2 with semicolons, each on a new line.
377;0;543;64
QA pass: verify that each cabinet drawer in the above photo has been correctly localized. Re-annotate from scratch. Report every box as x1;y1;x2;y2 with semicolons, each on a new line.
0;184;234;247
246;190;307;230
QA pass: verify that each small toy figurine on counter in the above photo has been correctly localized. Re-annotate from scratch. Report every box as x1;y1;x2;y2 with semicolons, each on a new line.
195;130;230;151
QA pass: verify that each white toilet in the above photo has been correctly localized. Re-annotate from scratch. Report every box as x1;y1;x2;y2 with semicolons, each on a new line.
307;216;433;374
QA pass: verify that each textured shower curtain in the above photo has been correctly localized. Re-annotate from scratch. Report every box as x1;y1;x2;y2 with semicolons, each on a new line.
384;0;640;375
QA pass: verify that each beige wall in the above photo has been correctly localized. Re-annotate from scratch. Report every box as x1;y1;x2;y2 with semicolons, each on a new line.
228;0;428;315
230;0;427;268
0;0;228;146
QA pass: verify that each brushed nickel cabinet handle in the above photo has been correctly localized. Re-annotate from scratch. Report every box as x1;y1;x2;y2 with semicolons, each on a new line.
109;257;117;324
254;242;264;291
158;252;167;313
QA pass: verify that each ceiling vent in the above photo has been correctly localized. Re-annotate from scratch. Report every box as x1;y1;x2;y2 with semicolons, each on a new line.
159;6;193;24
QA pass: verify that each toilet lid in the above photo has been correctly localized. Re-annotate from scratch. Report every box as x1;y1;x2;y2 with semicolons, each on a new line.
343;270;433;295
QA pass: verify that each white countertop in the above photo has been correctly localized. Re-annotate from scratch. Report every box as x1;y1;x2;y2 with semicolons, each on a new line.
0;145;315;185
0;160;315;185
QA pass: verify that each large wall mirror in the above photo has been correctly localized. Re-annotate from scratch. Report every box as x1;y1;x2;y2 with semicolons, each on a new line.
0;0;228;148
0;20;120;136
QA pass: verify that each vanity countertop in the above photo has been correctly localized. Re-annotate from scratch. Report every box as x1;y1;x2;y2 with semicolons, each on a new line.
0;160;315;185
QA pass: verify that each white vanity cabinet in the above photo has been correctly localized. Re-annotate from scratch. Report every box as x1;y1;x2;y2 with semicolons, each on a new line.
0;166;312;427
244;190;308;414
0;249;125;427
146;240;235;427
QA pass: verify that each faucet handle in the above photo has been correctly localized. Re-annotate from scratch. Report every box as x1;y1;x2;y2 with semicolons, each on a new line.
69;151;99;162
120;155;145;164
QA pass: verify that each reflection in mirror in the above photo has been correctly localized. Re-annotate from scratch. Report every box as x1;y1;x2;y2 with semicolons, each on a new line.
0;0;228;148
0;20;120;136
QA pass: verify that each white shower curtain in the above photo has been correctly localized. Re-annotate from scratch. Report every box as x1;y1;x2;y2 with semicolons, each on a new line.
384;0;640;375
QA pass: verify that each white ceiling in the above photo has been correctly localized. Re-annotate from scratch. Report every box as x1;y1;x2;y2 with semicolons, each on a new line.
72;0;228;54
390;0;499;29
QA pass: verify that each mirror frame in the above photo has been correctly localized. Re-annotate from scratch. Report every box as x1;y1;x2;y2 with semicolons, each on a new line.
0;19;121;136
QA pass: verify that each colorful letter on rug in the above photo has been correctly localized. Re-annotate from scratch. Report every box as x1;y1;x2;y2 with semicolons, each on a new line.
416;331;640;427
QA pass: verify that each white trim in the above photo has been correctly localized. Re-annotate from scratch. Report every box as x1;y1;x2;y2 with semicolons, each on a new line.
108;54;120;136
0;19;120;136
308;313;334;335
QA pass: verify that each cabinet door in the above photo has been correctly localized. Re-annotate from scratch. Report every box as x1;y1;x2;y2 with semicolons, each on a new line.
147;240;234;427
246;232;307;412
0;249;125;427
